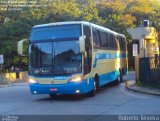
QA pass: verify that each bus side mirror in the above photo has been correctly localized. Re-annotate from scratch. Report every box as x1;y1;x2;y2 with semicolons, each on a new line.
17;39;28;56
79;35;86;53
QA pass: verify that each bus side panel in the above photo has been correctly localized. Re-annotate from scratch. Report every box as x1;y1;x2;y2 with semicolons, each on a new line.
98;70;118;86
92;52;119;87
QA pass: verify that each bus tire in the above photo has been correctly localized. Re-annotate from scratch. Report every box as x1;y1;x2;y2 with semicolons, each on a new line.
115;69;123;85
118;69;123;83
88;80;96;97
88;75;99;97
122;68;124;75
94;74;99;88
49;94;56;98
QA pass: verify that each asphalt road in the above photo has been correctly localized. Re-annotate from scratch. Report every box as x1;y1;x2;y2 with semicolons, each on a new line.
0;71;160;117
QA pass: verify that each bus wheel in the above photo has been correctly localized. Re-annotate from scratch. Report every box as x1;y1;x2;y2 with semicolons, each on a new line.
88;81;96;97
118;69;123;83
115;69;123;85
88;75;99;97
49;94;56;98
122;68;125;75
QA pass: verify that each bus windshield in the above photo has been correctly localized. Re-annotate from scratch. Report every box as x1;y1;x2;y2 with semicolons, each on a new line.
29;40;82;76
30;24;81;41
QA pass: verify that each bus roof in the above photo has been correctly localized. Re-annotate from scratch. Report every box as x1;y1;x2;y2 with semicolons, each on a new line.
33;21;125;38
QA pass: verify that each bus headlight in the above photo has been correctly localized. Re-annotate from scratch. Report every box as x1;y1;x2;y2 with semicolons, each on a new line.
68;76;83;83
28;78;38;84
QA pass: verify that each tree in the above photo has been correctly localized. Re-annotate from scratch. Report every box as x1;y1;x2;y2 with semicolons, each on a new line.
0;0;160;70
97;0;136;34
149;0;160;29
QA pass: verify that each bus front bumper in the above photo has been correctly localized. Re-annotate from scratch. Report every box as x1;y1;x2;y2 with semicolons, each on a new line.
30;81;93;95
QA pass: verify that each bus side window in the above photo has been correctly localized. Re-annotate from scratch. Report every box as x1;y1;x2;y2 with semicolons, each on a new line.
115;35;119;50
93;29;101;48
120;37;125;51
108;34;114;49
118;36;122;51
100;32;107;49
83;25;92;74
122;37;126;51
106;33;109;48
113;35;117;50
83;25;91;46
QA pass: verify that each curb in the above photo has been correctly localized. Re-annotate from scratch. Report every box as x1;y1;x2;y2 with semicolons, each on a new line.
0;82;28;88
125;81;160;96
11;82;28;86
0;85;9;88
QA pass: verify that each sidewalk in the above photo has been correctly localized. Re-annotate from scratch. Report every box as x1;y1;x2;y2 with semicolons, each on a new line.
126;80;160;95
0;80;28;88
0;72;28;87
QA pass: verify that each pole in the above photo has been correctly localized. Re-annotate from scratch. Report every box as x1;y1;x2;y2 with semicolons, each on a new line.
0;64;3;83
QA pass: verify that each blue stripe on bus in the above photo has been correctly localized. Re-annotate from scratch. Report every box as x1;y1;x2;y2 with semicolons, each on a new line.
93;53;127;68
95;53;127;59
96;53;117;59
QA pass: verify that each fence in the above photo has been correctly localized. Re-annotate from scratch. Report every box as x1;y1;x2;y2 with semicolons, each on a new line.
149;57;160;69
139;57;160;88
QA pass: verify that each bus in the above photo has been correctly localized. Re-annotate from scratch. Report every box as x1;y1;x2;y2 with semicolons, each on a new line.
18;21;128;97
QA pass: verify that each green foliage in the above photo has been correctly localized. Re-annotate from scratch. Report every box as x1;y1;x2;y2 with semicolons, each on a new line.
0;0;160;70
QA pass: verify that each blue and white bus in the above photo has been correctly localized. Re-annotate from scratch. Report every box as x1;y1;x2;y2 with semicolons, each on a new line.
18;21;128;97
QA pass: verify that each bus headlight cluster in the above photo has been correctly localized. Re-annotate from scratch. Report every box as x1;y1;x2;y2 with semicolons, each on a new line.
68;76;83;83
28;78;38;84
